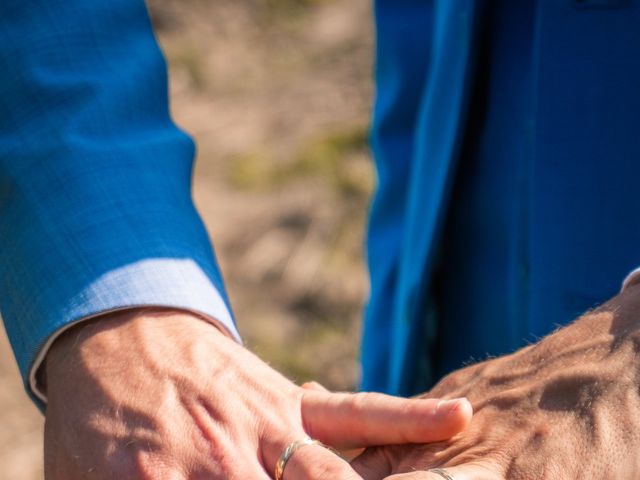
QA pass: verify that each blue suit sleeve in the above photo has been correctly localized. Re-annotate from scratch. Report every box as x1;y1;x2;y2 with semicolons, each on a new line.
0;0;240;408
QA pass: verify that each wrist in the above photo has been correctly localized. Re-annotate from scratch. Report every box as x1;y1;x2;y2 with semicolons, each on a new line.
520;287;640;400
43;307;225;396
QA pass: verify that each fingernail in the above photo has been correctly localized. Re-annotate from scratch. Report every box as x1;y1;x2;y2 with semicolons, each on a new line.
436;397;468;415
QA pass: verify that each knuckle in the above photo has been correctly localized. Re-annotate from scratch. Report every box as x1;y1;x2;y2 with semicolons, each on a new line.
431;373;463;396
131;454;169;480
430;362;489;397
347;392;377;412
301;381;326;391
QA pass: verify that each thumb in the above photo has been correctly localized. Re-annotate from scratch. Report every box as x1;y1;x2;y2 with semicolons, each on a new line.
301;391;472;449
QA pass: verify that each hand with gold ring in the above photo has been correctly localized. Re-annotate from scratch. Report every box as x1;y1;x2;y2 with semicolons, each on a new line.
44;309;473;480
274;437;336;480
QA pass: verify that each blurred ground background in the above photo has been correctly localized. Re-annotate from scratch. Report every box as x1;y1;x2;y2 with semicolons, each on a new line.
0;0;373;477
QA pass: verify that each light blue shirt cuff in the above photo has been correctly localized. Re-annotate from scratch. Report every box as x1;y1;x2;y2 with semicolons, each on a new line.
26;258;240;407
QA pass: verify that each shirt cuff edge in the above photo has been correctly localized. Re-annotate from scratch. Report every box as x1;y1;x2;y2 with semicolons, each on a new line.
28;305;242;405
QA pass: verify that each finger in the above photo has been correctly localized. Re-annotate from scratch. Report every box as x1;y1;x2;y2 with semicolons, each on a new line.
350;447;391;480
384;462;502;480
301;381;329;392
341;446;366;462
302;391;473;448
300;383;365;460
283;442;364;480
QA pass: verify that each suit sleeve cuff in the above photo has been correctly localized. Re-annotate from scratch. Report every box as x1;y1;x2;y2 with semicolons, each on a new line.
24;258;241;408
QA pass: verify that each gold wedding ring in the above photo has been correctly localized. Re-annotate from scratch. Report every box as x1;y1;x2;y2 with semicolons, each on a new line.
275;436;323;480
429;468;454;480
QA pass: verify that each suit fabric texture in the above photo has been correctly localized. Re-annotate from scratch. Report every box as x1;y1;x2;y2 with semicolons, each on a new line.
362;0;640;396
0;0;238;407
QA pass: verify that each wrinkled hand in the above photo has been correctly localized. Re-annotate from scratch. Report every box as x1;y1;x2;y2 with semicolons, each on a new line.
43;308;472;480
353;285;640;479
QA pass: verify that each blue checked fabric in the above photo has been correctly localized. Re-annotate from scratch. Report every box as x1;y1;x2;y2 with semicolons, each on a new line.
0;0;239;409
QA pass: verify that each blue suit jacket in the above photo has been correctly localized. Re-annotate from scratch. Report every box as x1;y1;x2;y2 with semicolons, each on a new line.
2;0;640;406
0;0;239;407
362;0;640;396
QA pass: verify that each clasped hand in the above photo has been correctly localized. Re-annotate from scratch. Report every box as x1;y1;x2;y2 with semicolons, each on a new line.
43;309;471;480
46;286;640;480
353;286;640;479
